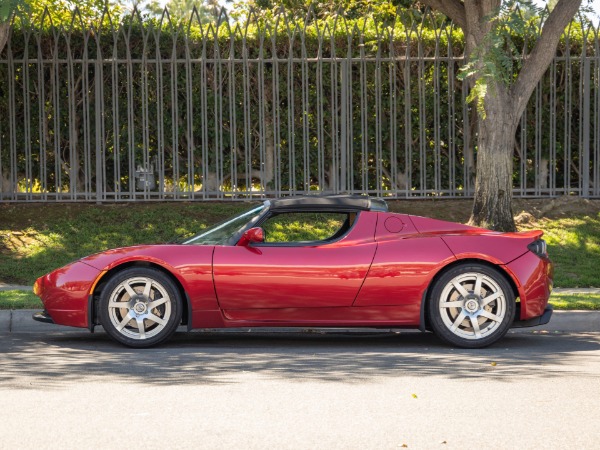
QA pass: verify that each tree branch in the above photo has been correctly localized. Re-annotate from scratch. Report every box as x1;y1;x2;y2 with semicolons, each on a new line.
511;0;582;119
420;0;467;30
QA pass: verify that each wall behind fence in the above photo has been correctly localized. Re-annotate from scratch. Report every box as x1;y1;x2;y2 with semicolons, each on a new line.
0;9;599;201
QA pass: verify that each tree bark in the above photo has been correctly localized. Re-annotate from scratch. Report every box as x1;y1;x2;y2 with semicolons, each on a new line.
0;23;9;56
469;92;518;231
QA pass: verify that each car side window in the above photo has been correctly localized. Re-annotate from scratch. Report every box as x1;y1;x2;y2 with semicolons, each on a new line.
261;212;352;243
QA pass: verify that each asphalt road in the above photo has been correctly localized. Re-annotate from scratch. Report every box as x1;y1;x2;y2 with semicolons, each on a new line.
1;329;599;449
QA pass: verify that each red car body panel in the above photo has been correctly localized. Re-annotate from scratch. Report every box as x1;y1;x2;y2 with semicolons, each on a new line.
213;212;377;312
35;261;100;328
82;245;219;312
34;206;553;332
504;251;554;319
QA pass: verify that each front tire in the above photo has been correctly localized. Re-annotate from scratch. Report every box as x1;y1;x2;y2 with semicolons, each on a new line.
428;264;515;348
98;267;182;348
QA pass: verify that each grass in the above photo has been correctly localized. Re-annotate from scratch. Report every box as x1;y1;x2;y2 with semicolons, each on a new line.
1;290;598;311
0;290;42;309
0;202;252;285
529;217;600;288
549;293;600;310
0;199;599;287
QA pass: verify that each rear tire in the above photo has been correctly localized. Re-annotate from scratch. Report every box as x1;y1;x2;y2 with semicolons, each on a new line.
99;267;182;348
428;263;515;348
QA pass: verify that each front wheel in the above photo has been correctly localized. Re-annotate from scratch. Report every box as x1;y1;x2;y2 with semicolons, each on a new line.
98;267;183;348
428;264;515;348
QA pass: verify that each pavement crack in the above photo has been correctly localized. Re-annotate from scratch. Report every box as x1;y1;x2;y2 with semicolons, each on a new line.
9;309;13;333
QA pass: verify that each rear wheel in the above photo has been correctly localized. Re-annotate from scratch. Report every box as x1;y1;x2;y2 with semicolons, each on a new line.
99;267;182;348
428;264;515;348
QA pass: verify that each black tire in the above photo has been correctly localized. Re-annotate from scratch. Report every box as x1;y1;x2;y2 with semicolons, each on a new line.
98;267;182;348
427;263;515;348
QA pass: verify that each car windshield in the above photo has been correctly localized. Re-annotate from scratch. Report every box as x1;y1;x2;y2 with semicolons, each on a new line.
181;204;266;245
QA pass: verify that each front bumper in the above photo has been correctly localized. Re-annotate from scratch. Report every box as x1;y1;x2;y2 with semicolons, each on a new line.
32;310;55;324
511;305;553;328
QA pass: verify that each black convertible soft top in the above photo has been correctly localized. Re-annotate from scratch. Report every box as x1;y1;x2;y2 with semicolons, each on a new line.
266;195;388;213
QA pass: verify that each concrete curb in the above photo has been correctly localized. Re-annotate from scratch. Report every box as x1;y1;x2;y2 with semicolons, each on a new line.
1;309;599;334
0;284;32;291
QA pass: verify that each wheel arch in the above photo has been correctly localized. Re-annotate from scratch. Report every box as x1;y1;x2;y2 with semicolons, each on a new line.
419;258;519;332
90;261;191;329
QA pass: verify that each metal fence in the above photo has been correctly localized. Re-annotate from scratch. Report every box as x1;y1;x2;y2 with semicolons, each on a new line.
0;9;599;202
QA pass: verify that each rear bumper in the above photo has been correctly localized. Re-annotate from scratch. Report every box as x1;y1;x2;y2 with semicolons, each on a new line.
511;305;553;328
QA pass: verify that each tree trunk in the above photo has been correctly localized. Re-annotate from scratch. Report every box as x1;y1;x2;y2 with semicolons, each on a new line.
0;23;9;56
469;96;518;232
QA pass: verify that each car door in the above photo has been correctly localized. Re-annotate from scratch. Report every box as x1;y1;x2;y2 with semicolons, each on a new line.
212;211;378;311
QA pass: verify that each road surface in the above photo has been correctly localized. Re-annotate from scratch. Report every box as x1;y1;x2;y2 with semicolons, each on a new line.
1;329;599;449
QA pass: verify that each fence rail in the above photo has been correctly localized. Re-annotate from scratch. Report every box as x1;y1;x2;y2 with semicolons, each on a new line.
0;9;599;202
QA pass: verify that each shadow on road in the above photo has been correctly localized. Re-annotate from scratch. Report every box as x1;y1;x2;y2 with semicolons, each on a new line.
1;330;598;389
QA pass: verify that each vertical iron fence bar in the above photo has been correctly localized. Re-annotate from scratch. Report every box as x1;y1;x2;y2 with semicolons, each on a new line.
433;26;441;195
447;26;456;196
535;78;542;196
389;28;398;197
359;27;367;194
94;30;104;202
417;28;426;196
170;30;179;199
287;30;296;194
214;26;224;199
53;30;62;198
111;28;120;199
301;26;310;193
141;28;151;200
272;27;281;197
155;28;165;200
185;29;195;198
125;29;136;200
258;30;266;195
66;32;78;199
347;31;354;192
549;51;557;195
582;32;591;198
36;31;47;200
242;29;251;195
8;32;17;200
22;30;32;199
316;27;325;193
520;103;527;196
228;28;237;198
592;25;600;197
329;23;339;194
340;57;348;193
404;26;413;197
374;28;383;196
564;27;572;194
82;31;92;200
199;26;209;200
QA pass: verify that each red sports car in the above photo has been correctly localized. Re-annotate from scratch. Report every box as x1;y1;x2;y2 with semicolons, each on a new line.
33;195;553;348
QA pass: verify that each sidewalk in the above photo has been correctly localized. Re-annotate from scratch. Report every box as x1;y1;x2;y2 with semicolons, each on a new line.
1;309;599;334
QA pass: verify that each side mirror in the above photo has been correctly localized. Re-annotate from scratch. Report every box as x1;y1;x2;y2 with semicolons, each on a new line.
237;227;264;246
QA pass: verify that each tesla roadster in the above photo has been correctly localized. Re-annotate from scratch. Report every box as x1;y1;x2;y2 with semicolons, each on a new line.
33;195;553;348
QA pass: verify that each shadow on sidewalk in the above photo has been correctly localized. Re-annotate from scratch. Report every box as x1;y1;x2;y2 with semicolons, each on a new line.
0;330;599;389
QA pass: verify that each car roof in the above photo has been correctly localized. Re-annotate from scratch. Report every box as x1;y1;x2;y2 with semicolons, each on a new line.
266;195;388;213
